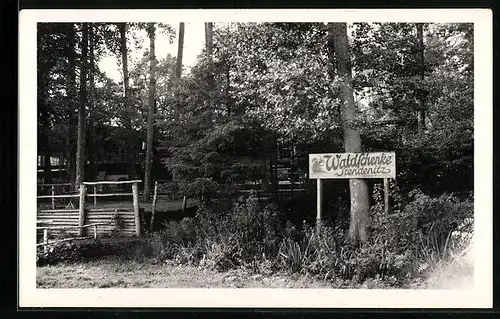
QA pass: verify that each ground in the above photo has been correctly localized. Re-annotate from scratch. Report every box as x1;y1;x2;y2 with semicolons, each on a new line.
37;256;336;288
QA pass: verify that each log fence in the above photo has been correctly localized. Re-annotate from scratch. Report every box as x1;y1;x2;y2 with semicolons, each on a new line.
37;180;143;239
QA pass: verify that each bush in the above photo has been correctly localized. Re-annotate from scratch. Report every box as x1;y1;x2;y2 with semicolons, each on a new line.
372;188;473;261
37;238;148;266
368;186;473;283
277;186;473;287
37;242;85;266
161;217;199;247
132;193;286;269
220;196;283;261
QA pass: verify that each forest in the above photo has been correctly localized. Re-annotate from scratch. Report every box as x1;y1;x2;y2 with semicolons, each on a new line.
36;21;474;288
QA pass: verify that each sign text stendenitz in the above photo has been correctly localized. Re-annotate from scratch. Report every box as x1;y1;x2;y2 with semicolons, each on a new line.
309;152;396;179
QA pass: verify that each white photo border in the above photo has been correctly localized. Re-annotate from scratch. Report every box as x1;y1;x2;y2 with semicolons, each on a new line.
19;8;493;308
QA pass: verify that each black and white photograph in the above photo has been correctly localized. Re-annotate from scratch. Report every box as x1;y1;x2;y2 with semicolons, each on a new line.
19;9;492;308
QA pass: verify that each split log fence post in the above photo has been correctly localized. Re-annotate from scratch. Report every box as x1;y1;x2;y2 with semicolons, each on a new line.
82;180;142;236
182;196;187;214
78;184;86;236
132;181;141;236
51;186;55;209
43;228;48;254
182;195;187;214
94;186;97;206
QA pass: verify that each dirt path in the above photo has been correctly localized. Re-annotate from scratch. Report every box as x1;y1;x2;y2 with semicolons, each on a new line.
37;257;337;288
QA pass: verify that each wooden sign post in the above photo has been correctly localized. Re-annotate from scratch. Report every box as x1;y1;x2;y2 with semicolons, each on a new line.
309;152;396;226
316;179;322;229
384;178;390;214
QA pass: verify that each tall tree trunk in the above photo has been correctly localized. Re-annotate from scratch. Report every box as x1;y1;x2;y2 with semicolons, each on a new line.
416;23;426;132
329;23;370;246
204;22;214;126
175;22;185;79
172;22;185;183
66;24;77;190
117;23;136;179
37;29;52;185
204;22;213;57
88;24;97;181
75;23;89;189
144;23;156;201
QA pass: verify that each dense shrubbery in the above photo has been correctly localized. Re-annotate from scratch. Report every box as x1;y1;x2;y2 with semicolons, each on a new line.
132;187;473;287
136;193;284;271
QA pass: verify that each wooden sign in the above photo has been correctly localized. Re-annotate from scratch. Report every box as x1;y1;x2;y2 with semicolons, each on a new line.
309;152;396;227
309;152;396;179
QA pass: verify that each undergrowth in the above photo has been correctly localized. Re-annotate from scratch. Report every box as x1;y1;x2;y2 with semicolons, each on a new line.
38;185;473;288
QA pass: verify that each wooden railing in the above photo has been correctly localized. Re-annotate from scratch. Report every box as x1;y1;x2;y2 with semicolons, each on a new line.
37;223;110;254
82;180;142;236
37;180;143;237
37;183;74;209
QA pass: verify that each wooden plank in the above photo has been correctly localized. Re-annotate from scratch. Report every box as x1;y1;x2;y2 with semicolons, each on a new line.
37;209;80;213
86;214;135;218
87;208;134;212
86;215;135;219
38;212;80;216
38;183;72;187
38;211;80;215
87;210;135;214
40;216;79;219
37;194;80;199
37;223;110;230
38;213;79;217
38;217;79;221
37;222;79;226
41;225;79;228
86;193;134;197
38;221;79;225
86;214;134;218
36;236;93;247
86;221;135;225
86;217;135;221
83;180;142;186
37;220;54;224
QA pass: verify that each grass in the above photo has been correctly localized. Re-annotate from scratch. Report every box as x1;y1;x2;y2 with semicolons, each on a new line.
37;256;338;288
